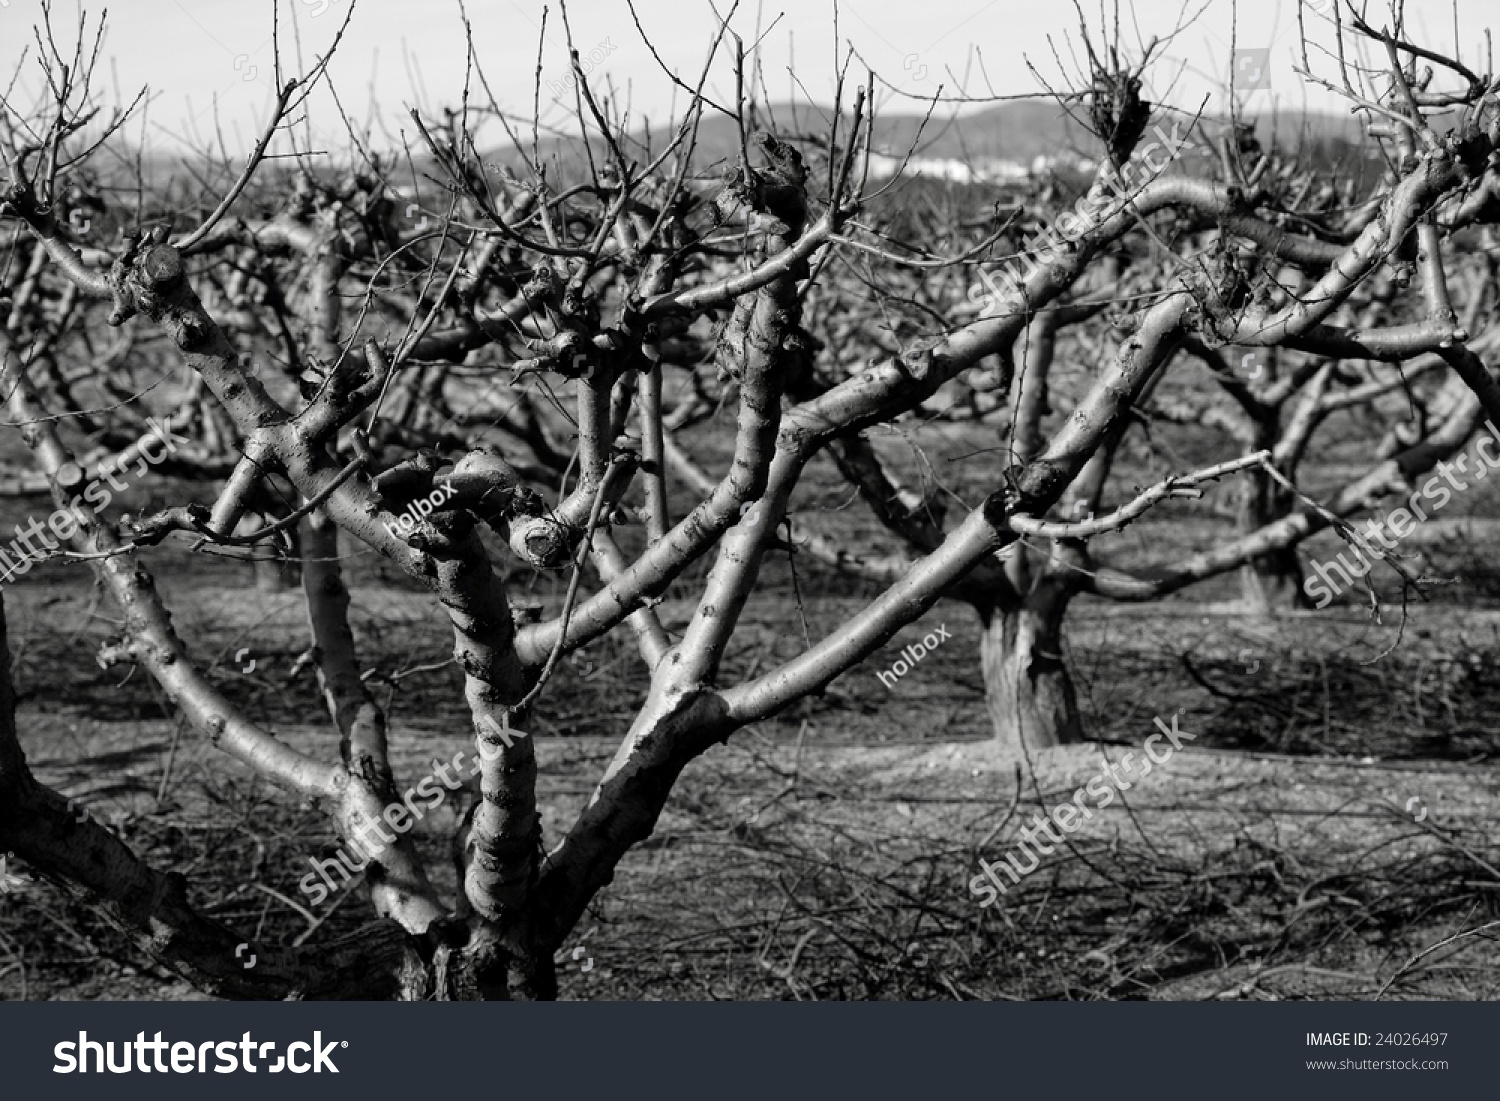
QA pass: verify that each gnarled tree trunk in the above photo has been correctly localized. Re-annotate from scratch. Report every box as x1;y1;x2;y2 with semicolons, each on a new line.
976;577;1083;752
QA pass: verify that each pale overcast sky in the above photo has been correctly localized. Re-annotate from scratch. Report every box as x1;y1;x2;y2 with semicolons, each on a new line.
0;0;1493;159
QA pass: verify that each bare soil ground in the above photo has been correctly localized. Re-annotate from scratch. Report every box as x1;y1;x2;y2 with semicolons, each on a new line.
3;572;1496;1000
1;411;1496;1000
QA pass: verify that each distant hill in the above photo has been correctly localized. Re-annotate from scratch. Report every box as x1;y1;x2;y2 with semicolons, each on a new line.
488;97;1379;183
110;97;1381;195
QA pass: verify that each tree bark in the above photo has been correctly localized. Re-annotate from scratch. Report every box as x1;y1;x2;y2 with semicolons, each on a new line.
1236;451;1310;614
977;581;1083;752
1237;540;1309;612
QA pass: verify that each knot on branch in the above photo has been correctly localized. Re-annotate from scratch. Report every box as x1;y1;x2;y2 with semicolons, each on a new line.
520;264;561;305
1451;129;1494;180
710;177;755;227
372;450;444;509
106;226;184;327
895;338;939;383
1184;253;1254;342
1090;70;1151;169
374;447;533;549
437;446;522;523
507;515;577;569
140;243;184;289
531;330;592;376
750;131;809;237
713;132;811;241
0;180;44;225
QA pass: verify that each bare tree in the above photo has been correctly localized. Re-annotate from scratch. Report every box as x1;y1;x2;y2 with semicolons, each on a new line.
0;0;1497;997
776;5;1500;750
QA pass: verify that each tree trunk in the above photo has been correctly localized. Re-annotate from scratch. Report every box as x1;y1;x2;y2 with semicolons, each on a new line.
1236;470;1309;613
977;584;1083;752
252;552;299;592
237;512;300;592
1238;544;1308;612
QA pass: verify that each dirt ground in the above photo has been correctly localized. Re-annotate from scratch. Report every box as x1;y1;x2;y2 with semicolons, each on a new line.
1;407;1496;999
3;566;1496;1001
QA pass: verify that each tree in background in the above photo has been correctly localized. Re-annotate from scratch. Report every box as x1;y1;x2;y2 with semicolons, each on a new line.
781;8;1500;750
